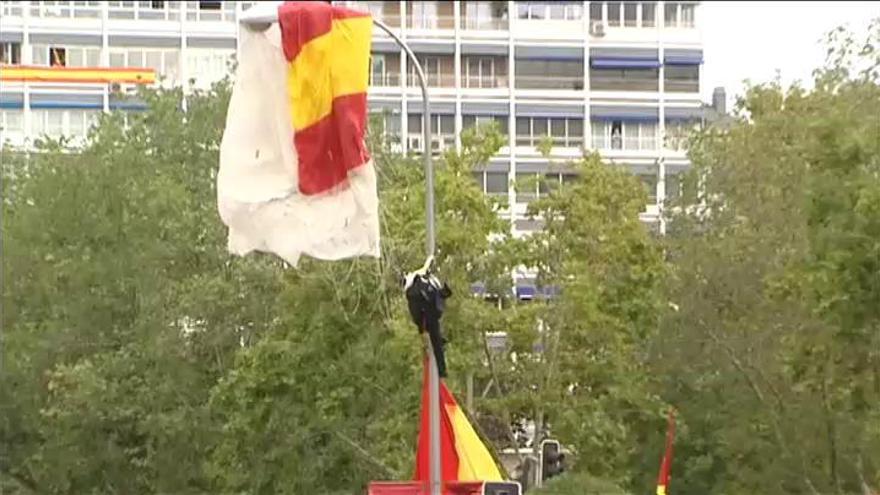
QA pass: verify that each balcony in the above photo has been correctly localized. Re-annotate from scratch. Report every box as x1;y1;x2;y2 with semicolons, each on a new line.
591;135;657;152
461;16;509;31
460;1;509;30
406;72;455;88
590;76;659;92
30;1;101;18
1;1;23;16
514;75;583;91
407;15;456;30
406;133;455;154
665;79;699;93
107;1;182;21
370;72;401;87
462;75;509;89
185;1;236;22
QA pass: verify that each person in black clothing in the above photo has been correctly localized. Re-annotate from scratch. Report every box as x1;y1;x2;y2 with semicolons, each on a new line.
404;264;452;378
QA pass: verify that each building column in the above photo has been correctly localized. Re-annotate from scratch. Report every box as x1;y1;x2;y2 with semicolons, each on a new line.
657;1;667;235
399;0;408;154
453;0;461;151
507;0;516;233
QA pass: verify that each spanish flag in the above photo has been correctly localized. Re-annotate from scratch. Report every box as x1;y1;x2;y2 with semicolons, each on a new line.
656;408;676;495
414;359;504;485
218;1;379;267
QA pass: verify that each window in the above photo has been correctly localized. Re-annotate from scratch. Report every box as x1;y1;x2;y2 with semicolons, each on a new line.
515;60;584;90
410;56;445;87
516;172;537;202
410;1;438;29
665;64;699;92
471;171;486;191
0;42;21;64
465;57;497;88
49;47;67;66
664;2;678;27
680;3;695;27
589;2;602;22
641;2;656;27
607;2;621;26
590;67;659;91
0;109;24;134
639;173;658;203
199;0;221;10
624;3;637;27
150;0;165;8
486;172;508;195
463;115;508;136
665;173;682;200
370;55;386;85
539;173;560;196
611;121;623;149
408;113;455;148
515;117;584;148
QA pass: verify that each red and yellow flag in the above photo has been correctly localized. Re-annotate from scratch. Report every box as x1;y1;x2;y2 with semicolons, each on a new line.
217;1;379;267
414;359;503;485
656;408;676;495
278;1;372;195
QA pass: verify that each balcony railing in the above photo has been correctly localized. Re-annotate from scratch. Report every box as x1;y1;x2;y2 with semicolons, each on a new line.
516;135;584;148
460;16;509;30
462;75;508;89
107;1;182;21
664;80;699;93
1;1;23;16
407;15;456;30
185;1;236;22
515;75;584;91
407;133;455;154
592;135;657;151
30;1;101;18
590;77;659;92
370;72;401;87
406;72;455;88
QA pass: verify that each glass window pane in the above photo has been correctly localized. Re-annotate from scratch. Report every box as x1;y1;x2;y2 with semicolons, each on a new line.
681;3;694;27
86;48;99;66
109;52;125;66
548;3;564;19
496;116;509;135
408;113;421;134
589;1;602;21
516;117;531;144
568;119;583;145
47;111;64;136
666;173;681;199
533;118;547;136
607;2;620;26
462;115;476;129
516;172;537;201
471;171;485;191
550;118;566;137
486;172;508;194
664;2;677;26
517;3;529;19
33;46;47;65
624;3;637;26
129;50;144;67
641;2;655;26
440;115;455;134
146;50;162;71
68;110;85;136
539;173;559;195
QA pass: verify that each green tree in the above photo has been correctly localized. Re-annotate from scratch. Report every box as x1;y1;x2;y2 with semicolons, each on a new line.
651;18;880;495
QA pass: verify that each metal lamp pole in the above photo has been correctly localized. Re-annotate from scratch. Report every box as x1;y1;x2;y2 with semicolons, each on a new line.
239;7;441;495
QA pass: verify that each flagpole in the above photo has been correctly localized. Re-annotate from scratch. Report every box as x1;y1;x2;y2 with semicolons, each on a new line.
238;7;441;495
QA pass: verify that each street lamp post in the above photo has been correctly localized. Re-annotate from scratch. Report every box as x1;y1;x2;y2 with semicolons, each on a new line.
239;6;442;495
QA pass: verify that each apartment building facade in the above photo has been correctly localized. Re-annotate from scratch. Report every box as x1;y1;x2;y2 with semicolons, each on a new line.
1;1;703;259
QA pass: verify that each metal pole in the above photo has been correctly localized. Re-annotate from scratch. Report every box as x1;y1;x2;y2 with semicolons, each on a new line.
238;9;441;495
370;20;441;495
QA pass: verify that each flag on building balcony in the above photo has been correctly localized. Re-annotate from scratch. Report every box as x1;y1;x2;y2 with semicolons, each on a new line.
217;1;379;267
656;408;676;495
414;358;504;484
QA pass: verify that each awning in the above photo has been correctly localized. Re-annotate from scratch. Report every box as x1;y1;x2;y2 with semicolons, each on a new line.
591;105;659;122
664;49;704;65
